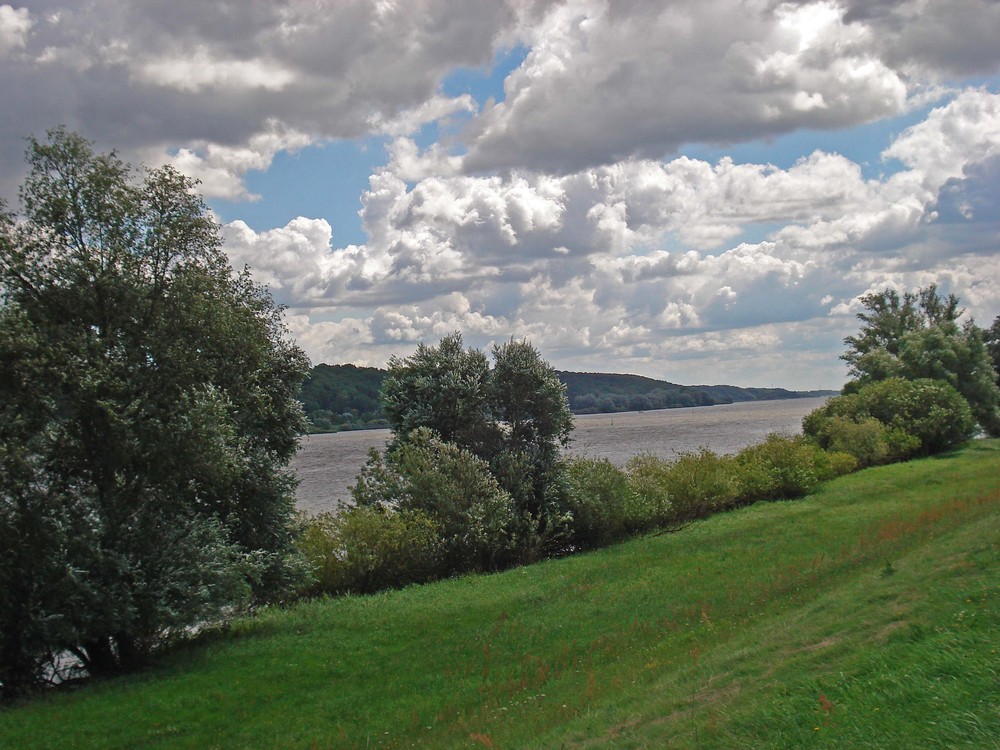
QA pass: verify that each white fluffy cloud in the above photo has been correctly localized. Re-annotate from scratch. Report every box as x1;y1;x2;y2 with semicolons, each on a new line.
221;89;1000;388
4;0;999;200
0;4;31;57
463;0;909;173
0;0;514;199
5;1;1000;388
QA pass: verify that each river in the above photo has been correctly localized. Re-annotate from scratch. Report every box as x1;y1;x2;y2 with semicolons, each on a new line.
291;396;830;515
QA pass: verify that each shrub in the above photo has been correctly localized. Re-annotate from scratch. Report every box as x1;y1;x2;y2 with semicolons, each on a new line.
803;414;916;468
805;378;975;458
856;378;976;454
818;416;891;466
734;434;827;501
624;454;675;525
626;450;739;525
489;447;574;559
352;428;522;573
564;457;634;548
813;449;859;480
297;509;441;596
625;453;670;515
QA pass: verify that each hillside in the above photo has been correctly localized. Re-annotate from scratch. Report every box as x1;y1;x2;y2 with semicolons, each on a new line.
297;363;388;432
299;363;836;432
4;441;997;748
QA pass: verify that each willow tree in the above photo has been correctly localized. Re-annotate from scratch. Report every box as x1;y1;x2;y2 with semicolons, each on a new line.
0;129;309;694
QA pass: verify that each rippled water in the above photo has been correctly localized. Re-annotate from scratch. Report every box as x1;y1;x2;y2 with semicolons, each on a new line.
291;396;830;515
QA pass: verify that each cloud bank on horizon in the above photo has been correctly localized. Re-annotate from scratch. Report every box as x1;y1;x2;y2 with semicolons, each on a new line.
2;0;999;389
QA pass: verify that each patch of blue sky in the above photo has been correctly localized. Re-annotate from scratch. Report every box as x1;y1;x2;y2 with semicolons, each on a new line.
682;79;1000;179
723;221;789;251
410;44;531;153
212;46;530;243
680;101;942;180
442;44;529;103
208;138;388;246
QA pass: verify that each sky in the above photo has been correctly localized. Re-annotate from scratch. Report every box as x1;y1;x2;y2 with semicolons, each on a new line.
2;0;1000;390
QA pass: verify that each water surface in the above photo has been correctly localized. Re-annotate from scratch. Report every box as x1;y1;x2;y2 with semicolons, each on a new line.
291;396;830;515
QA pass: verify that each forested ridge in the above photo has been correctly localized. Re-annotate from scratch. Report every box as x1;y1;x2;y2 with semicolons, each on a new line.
298;363;835;432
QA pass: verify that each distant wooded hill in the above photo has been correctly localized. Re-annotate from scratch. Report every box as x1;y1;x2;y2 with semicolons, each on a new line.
299;364;835;434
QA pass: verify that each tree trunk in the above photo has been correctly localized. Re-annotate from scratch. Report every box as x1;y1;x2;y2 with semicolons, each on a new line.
115;631;144;671
81;636;119;676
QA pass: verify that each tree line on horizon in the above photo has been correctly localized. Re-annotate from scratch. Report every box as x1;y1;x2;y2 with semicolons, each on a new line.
299;363;836;433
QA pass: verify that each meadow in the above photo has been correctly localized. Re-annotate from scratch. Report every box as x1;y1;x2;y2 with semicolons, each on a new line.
2;440;998;749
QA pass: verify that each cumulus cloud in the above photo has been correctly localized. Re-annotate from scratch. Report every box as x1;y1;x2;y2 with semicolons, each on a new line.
0;0;515;200
4;0;996;203
463;0;908;173
219;88;1000;387
167;123;313;200
5;0;1000;388
839;0;1000;78
0;4;32;57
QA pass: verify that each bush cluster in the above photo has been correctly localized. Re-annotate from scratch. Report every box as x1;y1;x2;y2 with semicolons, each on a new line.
298;432;863;596
803;377;976;464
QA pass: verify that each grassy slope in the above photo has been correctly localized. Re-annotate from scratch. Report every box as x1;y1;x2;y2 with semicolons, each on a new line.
2;442;999;749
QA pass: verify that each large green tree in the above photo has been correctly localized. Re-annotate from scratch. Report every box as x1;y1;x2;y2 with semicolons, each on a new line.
381;332;495;454
985;315;1000;387
842;285;1000;436
377;333;574;554
0;129;309;694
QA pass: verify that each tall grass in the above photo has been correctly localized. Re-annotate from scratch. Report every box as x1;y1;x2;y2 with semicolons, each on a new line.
1;441;998;749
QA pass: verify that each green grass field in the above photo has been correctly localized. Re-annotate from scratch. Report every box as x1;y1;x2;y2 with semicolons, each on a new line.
3;441;999;749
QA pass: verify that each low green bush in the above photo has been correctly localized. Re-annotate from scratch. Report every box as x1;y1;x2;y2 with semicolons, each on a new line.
858;378;976;454
623;453;674;525
812;448;860;480
352;428;522;573
803;414;917;468
297;508;442;595
806;378;975;458
564;457;635;548
628;450;741;524
489;447;574;559
734;434;828;501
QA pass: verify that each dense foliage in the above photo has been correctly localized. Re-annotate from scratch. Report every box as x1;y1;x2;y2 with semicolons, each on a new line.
298;364;386;432
842;285;1000;436
804;378;976;461
300;430;858;595
299;335;576;592
352;428;522;574
0;129;309;696
986;315;1000;387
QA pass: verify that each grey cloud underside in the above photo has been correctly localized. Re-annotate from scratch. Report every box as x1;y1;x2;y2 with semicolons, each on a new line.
0;0;515;198
5;0;1000;197
839;0;1000;76
463;0;909;174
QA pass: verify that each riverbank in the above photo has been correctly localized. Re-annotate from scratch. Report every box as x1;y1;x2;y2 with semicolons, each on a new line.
5;440;997;748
